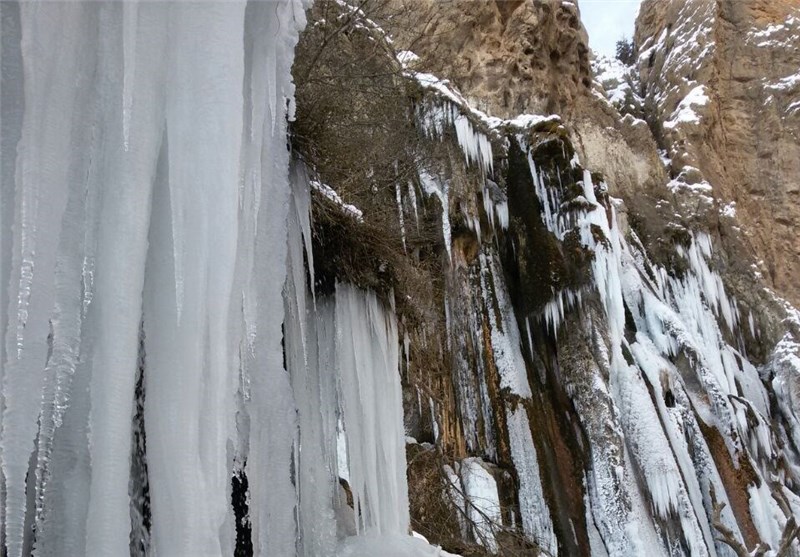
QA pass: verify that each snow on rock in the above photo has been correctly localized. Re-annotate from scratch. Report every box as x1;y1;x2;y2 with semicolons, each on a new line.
503;113;562;131
638;0;716;127
664;85;710;129
311;178;364;221
747;13;800;49
769;302;800;455
480;254;532;398
720;201;736;218
592;53;641;112
443;464;468;539
396;50;420;67
765;72;800;93
335;533;462;557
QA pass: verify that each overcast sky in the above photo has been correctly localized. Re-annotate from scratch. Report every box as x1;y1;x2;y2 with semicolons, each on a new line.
579;0;644;58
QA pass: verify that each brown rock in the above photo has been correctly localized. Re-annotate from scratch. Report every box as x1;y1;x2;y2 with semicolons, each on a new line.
636;0;800;306
386;0;591;117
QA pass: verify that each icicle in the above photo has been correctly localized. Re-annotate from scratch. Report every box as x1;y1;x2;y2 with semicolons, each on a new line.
453;114;493;175
525;316;535;358
429;397;439;443
495;200;509;230
483;188;495;230
419;170;450;260
540;287;585;338
403;329;410;374
407;181;419;230
122;2;138;151
292;162;315;299
395;182;406;252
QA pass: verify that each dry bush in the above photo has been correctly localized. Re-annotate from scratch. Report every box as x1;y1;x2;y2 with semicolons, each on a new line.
291;0;456;326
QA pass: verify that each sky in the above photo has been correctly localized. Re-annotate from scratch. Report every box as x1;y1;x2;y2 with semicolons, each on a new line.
579;0;644;58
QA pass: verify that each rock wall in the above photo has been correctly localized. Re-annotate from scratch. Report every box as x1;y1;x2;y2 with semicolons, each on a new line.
635;0;800;307
385;0;591;118
387;0;671;262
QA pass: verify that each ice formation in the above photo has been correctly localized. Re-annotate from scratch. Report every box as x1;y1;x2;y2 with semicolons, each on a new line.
506;405;557;555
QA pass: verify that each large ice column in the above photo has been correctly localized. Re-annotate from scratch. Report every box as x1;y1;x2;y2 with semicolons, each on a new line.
140;5;246;556
335;283;410;536
240;3;308;555
285;162;340;557
0;16;23;545
82;5;172;549
0;6;99;555
1;1;308;555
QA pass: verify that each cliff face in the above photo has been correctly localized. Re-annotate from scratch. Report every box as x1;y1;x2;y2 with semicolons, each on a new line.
635;0;800;307
387;0;673;268
393;0;800;313
290;1;800;555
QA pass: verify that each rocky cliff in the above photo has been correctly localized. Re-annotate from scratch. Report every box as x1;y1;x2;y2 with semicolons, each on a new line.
635;0;800;308
291;0;800;555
